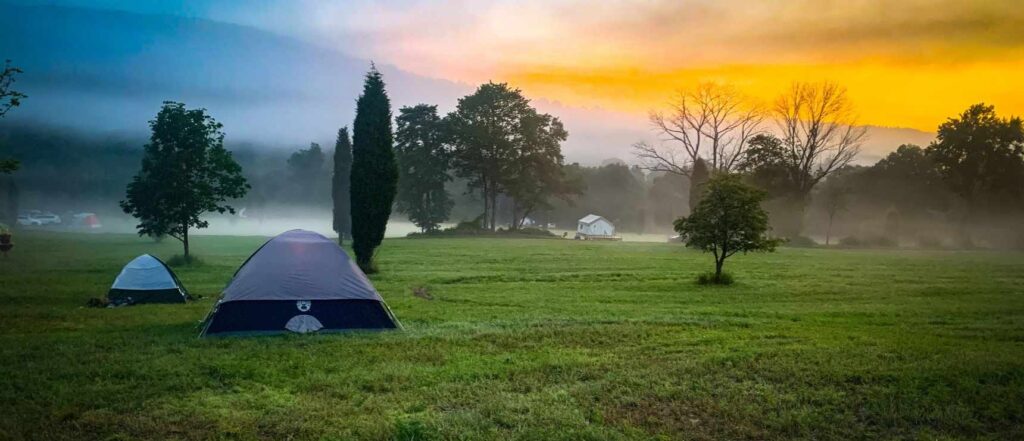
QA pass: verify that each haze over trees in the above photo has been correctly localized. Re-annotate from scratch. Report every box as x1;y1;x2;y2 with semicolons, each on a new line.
120;102;249;259
5;72;1022;251
925;103;1024;243
394;104;453;233
350;66;397;272
332;127;352;244
286;142;328;205
633;81;865;235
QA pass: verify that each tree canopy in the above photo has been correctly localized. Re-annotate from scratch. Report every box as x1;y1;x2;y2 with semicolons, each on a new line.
674;173;781;282
446;82;572;230
504;111;577;229
926;103;1024;214
394;104;453;232
120;101;249;258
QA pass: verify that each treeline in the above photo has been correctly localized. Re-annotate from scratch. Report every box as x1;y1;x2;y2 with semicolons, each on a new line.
632;81;1024;249
803;104;1024;248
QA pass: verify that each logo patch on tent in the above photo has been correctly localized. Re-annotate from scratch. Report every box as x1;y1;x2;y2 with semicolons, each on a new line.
296;300;311;312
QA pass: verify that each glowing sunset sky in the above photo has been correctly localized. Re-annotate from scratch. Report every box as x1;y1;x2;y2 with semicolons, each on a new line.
18;0;1024;131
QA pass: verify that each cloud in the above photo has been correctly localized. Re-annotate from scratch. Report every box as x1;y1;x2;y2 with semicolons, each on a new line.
13;0;1024;131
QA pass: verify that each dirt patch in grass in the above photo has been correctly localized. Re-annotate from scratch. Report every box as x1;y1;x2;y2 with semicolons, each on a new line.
603;394;767;441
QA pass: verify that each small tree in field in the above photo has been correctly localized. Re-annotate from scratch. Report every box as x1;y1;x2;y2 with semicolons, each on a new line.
121;101;249;260
674;173;781;284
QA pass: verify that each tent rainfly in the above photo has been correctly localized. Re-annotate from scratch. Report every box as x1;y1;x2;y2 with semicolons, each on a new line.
108;254;189;304
200;229;400;336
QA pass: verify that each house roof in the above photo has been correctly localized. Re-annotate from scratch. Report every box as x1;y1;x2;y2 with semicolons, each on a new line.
579;214;608;225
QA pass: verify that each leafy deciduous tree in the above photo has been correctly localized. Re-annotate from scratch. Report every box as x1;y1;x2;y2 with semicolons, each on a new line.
120;101;249;259
926;103;1024;217
394;104;453;233
674;173;781;283
505;112;577;229
447;82;570;231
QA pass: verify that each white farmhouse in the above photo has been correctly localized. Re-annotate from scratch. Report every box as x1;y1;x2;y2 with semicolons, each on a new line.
577;214;616;239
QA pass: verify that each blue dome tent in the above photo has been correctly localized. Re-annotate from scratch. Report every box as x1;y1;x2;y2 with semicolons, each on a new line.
107;254;189;305
200;230;400;336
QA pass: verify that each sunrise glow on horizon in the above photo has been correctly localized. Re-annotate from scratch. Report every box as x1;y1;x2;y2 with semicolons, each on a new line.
286;0;1024;131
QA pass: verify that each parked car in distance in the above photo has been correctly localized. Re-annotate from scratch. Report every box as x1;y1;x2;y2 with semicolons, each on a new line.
72;212;102;229
17;215;41;226
34;213;62;225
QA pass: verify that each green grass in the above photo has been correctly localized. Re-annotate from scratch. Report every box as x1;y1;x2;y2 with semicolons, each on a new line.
1;231;1023;440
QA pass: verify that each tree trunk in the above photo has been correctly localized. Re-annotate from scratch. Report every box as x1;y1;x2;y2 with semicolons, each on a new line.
183;228;190;260
825;213;834;246
715;257;724;280
481;179;489;230
511;200;519;231
489;190;498;232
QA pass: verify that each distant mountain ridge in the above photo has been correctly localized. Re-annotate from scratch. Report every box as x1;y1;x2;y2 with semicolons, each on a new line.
0;3;471;146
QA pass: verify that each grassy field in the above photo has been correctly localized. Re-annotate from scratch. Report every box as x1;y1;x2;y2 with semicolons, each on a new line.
1;232;1023;440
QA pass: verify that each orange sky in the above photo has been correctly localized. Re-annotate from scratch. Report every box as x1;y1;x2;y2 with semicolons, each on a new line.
506;59;1024;131
290;0;1024;131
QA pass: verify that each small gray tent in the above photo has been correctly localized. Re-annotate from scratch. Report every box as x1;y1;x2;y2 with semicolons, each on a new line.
200;229;399;336
108;254;189;304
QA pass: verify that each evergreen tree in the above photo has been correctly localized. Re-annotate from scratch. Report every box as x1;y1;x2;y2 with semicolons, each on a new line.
332;127;353;244
688;157;710;214
350;66;397;272
394;104;453;232
120;101;249;259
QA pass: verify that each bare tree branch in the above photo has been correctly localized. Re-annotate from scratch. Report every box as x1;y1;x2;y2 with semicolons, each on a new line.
633;83;764;176
771;81;866;197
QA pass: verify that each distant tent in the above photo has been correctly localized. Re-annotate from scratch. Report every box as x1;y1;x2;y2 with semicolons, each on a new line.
108;254;189;304
200;229;400;336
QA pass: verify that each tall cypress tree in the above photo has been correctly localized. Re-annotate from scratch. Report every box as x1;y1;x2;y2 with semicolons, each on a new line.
332;127;353;244
350;66;396;272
